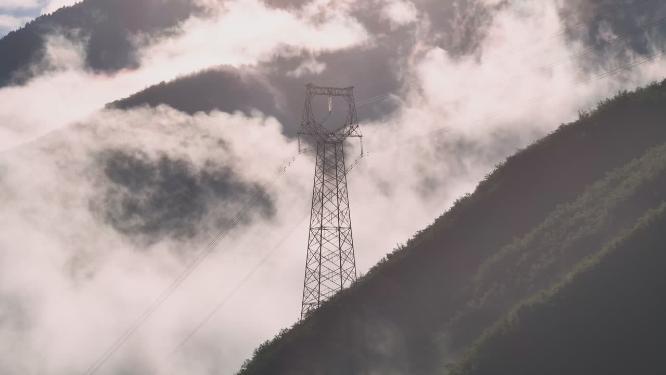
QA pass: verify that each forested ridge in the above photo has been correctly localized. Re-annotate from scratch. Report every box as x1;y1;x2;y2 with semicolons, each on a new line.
0;0;200;86
238;80;666;374
3;0;666;373
452;202;666;375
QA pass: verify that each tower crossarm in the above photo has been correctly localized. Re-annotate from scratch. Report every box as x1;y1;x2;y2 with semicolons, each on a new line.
300;83;361;143
305;84;354;97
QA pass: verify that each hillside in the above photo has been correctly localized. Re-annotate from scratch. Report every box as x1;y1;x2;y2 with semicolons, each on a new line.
76;0;666;139
451;202;666;375
237;80;666;374
444;139;666;354
0;0;200;86
4;0;666;373
109;67;281;122
108;49;406;135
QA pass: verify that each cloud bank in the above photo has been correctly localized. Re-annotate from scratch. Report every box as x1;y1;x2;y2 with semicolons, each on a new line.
1;0;666;374
0;0;368;150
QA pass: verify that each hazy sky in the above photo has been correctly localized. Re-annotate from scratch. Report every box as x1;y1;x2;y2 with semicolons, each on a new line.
1;0;666;374
0;0;77;35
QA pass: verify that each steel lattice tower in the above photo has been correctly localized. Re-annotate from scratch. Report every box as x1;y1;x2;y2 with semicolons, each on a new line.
299;84;362;318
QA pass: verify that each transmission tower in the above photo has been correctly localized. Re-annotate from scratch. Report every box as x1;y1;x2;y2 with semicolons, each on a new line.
298;84;362;318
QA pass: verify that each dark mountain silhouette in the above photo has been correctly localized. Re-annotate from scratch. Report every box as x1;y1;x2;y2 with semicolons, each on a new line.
91;147;275;245
237;80;666;374
452;201;666;375
106;0;666;137
2;0;663;94
109;67;281;123
3;0;662;136
0;0;201;86
3;0;666;372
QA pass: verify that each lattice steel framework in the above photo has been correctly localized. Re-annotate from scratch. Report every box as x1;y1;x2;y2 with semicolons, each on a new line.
299;84;361;318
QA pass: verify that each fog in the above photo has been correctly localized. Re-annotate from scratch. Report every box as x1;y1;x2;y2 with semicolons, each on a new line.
0;0;368;150
1;0;666;374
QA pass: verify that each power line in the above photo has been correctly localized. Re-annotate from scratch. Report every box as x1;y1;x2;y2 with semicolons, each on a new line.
353;2;666;119
165;9;666;366
595;52;660;80
413;7;666;118
356;93;394;108
541;7;666;76
509;0;660;62
167;152;366;358
164;37;664;358
167;209;303;359
87;144;358;373
363;34;666;155
84;153;298;375
84;6;666;372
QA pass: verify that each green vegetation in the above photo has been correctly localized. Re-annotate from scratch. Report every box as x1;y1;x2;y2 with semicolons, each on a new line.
451;203;666;375
238;80;666;375
446;141;666;352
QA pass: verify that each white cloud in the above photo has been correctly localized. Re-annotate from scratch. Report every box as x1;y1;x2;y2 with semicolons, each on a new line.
287;57;327;77
141;0;367;80
41;0;79;14
0;1;369;372
0;0;77;11
0;13;28;30
0;0;39;9
478;0;504;6
409;0;666;141
0;106;310;374
381;0;418;28
0;0;368;151
2;0;666;374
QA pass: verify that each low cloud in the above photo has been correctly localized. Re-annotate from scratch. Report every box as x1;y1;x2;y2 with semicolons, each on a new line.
0;13;27;35
381;0;418;29
1;0;666;374
0;0;368;150
40;0;79;13
0;0;78;12
0;0;40;9
0;105;309;374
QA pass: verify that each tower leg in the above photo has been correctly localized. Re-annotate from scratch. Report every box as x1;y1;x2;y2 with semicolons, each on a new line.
301;141;357;318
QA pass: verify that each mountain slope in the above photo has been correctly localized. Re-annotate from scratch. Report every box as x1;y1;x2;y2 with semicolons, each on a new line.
0;0;200;86
109;67;280;121
238;80;666;374
451;202;666;375
444;140;666;353
104;0;666;137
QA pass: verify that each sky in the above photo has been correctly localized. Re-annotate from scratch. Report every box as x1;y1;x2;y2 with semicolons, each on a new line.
1;0;666;374
0;0;78;35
